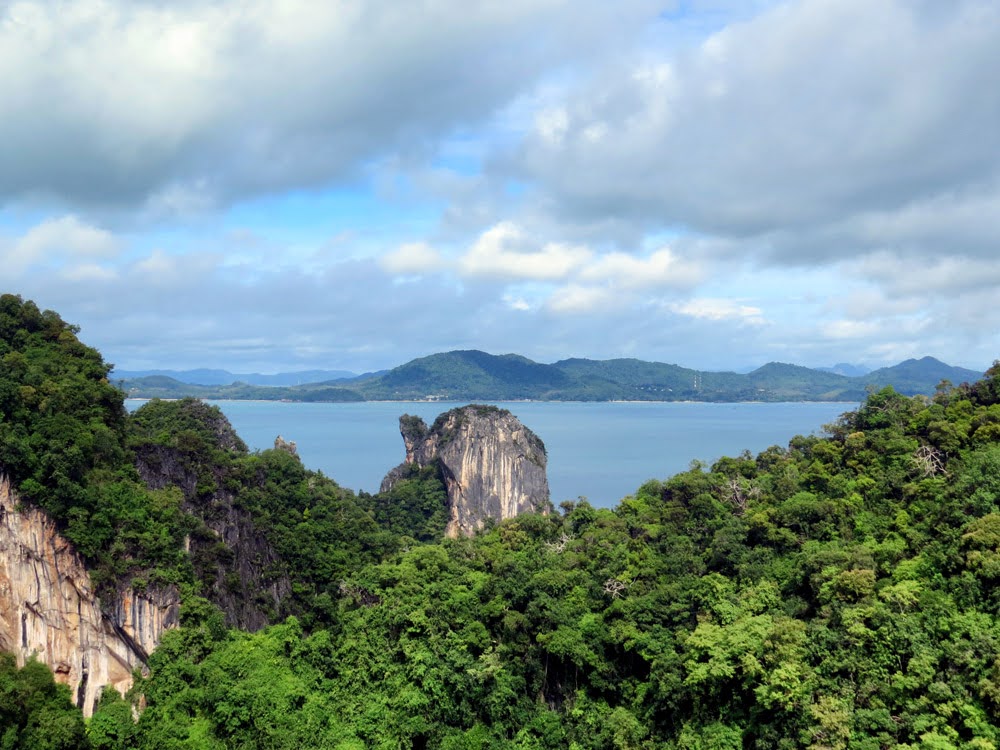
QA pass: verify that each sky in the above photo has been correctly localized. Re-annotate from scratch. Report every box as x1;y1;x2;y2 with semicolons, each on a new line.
2;0;999;375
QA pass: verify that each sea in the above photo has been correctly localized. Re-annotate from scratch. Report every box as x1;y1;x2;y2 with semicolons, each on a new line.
125;400;856;509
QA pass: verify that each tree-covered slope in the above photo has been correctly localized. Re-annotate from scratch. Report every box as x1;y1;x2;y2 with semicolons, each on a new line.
8;292;1000;749
118;374;364;401
125;396;416;630
861;356;985;396
356;350;578;400
0;294;425;625
0;294;193;592
552;357;705;399
102;365;1000;749
744;362;868;401
113;367;357;386
0;654;88;749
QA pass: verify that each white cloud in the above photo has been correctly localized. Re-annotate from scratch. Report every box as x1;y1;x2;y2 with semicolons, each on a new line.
3;215;119;276
670;298;766;325
130;248;223;287
821;319;881;340
503;294;533;311
132;249;177;278
534;108;570;145
823;288;923;319
16;215;118;258
4;1;998;375
58;263;118;283
514;0;1000;258
0;0;654;209
459;222;592;280
546;284;614;314
380;242;446;274
851;251;1000;297
578;247;704;289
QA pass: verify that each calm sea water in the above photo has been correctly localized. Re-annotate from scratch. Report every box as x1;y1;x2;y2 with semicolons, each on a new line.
126;400;855;508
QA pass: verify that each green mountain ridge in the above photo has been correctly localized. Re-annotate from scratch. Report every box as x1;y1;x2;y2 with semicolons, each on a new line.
118;351;983;403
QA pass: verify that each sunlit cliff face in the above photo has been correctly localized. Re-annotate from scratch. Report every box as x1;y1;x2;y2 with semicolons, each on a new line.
383;406;549;537
0;476;178;716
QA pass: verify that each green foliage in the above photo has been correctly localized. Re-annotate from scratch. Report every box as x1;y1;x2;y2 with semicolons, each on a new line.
361;461;450;542
87;689;138;750
127;397;394;628
232;447;393;626
117;375;364;402
0;294;126;514
128;397;248;455
9;295;1000;748
0;653;88;750
0;295;193;593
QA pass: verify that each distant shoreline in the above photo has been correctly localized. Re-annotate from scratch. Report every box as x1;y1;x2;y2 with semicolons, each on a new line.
125;397;861;407
116;351;980;406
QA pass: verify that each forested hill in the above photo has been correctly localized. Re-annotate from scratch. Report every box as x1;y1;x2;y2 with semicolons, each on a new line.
117;350;983;402
115;362;1000;749
8;292;1000;749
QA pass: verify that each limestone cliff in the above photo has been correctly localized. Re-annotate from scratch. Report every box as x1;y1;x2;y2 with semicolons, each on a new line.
0;476;178;717
128;399;295;630
133;437;292;632
381;405;550;537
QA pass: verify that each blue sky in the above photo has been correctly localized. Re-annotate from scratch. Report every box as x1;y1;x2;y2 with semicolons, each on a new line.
2;0;999;374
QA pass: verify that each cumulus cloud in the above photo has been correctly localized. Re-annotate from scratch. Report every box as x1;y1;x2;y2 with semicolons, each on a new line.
578;247;704;289
854;253;1000;298
502;293;533;312
513;0;1000;261
449;224;705;297
546;284;615;314
380;242;446;275
820;319;882;340
5;1;998;374
459;222;592;280
670;298;766;325
57;263;119;284
0;0;653;210
3;215;119;276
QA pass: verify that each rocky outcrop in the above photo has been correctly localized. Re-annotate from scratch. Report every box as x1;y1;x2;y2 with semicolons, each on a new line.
134;439;292;631
0;476;178;717
131;401;293;630
274;435;298;456
381;405;550;537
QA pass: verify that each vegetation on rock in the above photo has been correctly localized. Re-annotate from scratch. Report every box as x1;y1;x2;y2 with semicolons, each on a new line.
0;294;191;593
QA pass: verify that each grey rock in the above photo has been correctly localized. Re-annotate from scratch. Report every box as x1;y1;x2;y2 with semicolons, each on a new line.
134;417;291;631
382;405;550;537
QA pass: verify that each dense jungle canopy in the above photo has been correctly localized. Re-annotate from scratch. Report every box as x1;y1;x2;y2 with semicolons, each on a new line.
4;293;1000;749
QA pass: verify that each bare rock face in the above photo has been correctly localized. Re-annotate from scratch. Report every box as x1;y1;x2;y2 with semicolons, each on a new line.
0;476;178;717
382;405;550;537
274;435;299;456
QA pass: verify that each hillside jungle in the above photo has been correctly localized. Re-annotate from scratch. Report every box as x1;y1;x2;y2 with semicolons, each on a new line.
4;292;1000;749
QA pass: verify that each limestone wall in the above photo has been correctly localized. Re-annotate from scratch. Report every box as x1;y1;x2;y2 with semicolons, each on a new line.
0;476;177;716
